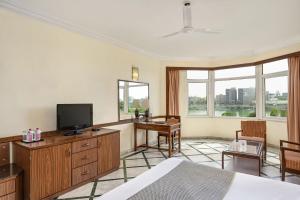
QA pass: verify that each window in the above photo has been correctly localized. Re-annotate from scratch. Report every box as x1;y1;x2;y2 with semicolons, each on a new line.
184;59;289;119
214;66;256;117
263;59;288;118
187;71;208;115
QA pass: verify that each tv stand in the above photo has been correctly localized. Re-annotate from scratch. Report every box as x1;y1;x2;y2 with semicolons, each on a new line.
63;129;84;136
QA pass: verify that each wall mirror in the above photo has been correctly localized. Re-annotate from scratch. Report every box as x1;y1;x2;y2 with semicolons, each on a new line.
118;80;149;121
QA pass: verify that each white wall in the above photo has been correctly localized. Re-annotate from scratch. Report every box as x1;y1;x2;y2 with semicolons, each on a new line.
0;8;163;153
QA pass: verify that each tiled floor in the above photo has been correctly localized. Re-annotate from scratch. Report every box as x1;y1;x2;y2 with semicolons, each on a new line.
56;139;300;200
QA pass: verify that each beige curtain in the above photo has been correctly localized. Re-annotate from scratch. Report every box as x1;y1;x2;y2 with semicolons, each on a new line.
168;70;180;116
288;56;300;143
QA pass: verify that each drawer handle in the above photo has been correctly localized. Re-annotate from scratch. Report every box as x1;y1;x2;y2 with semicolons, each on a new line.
81;143;90;147
81;171;88;176
81;156;88;160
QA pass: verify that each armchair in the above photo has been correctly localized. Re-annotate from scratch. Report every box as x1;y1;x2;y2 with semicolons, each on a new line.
280;140;300;181
236;120;267;160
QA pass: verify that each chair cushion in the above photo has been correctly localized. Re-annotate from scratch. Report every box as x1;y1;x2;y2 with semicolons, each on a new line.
284;151;300;170
239;136;265;143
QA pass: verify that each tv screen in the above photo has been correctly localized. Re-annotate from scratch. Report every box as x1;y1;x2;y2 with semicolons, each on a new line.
57;104;93;131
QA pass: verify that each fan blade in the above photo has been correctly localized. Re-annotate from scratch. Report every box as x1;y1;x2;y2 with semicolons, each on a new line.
194;28;221;34
161;31;182;38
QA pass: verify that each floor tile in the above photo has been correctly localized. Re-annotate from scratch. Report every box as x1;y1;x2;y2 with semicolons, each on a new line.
147;157;166;166
95;179;124;195
126;167;149;178
99;169;124;180
188;155;212;162
125;158;147;167
58;182;93;199
198;148;219;154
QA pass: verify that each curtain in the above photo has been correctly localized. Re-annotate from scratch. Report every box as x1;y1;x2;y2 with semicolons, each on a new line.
168;70;180;116
288;56;300;143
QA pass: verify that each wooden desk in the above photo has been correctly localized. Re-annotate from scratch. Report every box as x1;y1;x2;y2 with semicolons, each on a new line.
134;120;181;157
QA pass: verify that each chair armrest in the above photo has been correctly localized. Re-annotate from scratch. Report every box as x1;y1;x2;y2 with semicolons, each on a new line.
280;146;300;162
236;130;242;142
280;140;300;147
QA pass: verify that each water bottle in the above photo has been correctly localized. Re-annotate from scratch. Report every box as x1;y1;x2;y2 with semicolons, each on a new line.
27;129;33;142
22;130;27;141
35;128;41;141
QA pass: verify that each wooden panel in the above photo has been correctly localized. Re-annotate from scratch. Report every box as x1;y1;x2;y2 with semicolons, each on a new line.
13;145;30;200
72;162;97;186
0;179;15;197
0;193;15;200
0;143;9;166
72;148;97;169
30;143;71;200
72;138;97;153
98;132;120;175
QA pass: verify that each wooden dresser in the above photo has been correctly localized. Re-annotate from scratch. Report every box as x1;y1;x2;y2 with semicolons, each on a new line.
13;128;120;200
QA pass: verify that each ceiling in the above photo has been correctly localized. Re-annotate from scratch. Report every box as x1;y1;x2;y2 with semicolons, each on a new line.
1;0;300;60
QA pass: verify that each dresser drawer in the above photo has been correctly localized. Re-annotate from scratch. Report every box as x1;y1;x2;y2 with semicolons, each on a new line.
72;138;97;153
72;162;97;186
72;148;97;169
0;193;15;200
0;143;9;166
0;179;15;197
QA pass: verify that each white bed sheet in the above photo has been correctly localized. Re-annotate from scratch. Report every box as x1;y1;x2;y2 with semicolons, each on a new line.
97;158;300;200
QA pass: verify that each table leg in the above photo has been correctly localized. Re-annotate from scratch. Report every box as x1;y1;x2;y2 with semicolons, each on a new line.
134;125;137;151
258;157;261;176
146;130;148;149
222;152;224;169
168;131;172;158
178;129;181;153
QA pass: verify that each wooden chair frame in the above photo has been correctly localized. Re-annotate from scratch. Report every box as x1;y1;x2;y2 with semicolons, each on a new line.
157;116;181;150
280;140;300;181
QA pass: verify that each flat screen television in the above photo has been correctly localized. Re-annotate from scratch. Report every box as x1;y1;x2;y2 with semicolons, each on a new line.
57;104;93;135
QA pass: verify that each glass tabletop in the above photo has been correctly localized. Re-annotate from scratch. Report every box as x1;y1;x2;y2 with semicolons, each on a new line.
224;140;263;156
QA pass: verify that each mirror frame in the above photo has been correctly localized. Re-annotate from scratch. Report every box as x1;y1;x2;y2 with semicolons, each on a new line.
117;79;150;121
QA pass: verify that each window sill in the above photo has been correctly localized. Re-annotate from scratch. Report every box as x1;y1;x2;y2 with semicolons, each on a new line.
184;115;287;123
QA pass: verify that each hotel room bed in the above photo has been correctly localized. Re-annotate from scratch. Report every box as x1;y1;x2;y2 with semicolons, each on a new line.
97;158;300;200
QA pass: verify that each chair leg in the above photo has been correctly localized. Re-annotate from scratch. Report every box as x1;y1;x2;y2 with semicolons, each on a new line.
282;170;285;181
157;135;160;148
165;136;168;144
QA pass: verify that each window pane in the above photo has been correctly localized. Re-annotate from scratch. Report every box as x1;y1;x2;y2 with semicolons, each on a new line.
188;83;207;115
215;79;256;117
215;66;255;79
265;76;288;117
263;59;288;74
187;70;208;79
128;85;149;113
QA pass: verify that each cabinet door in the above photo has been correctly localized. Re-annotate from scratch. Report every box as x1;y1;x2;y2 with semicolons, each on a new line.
98;132;120;175
30;143;71;200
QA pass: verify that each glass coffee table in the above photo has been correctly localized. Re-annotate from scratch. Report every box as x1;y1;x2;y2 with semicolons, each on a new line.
222;140;263;176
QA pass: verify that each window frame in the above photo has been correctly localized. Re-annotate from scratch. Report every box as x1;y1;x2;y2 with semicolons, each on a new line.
185;60;288;121
262;70;288;121
187;71;209;117
213;66;257;118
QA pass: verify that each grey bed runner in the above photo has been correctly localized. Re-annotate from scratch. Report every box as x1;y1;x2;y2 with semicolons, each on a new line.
128;160;235;200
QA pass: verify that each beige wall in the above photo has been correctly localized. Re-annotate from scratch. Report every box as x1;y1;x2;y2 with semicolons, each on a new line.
1;7;298;154
0;8;163;153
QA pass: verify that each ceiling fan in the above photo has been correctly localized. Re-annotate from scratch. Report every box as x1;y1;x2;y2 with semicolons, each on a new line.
162;0;221;38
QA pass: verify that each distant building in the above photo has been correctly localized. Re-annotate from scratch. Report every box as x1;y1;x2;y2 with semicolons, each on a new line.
226;88;237;104
216;94;226;104
238;88;255;105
